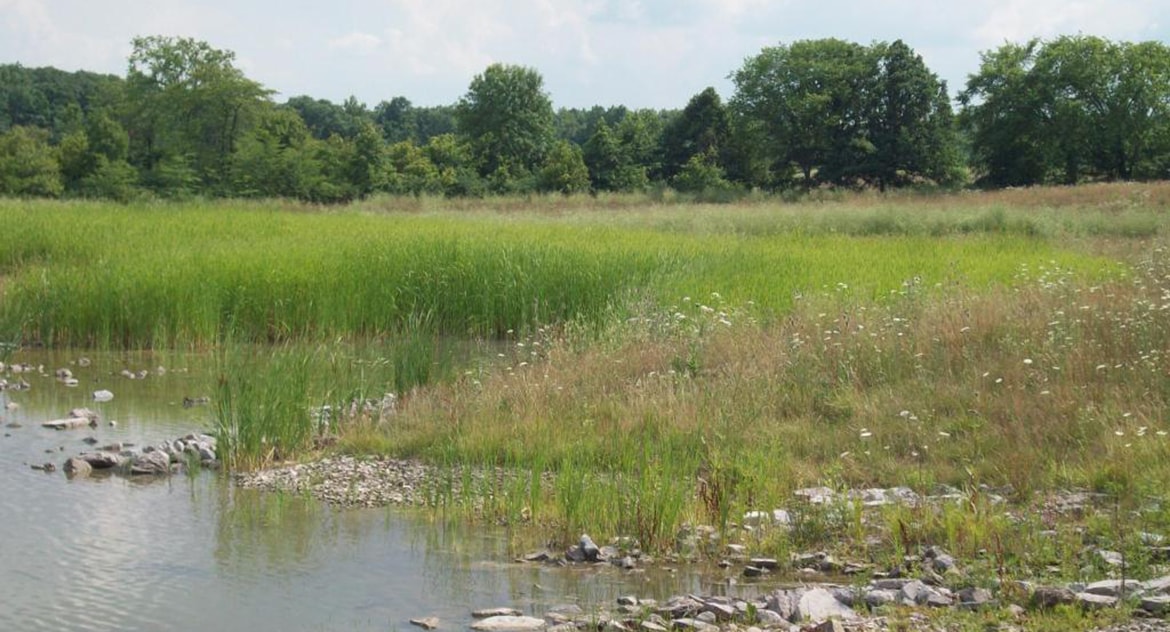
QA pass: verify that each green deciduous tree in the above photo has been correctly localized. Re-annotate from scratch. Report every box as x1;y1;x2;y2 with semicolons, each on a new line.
125;36;272;191
733;39;960;190
863;40;963;189
959;41;1049;187
961;36;1170;185
537;140;590;194
0;125;63;197
659;87;731;180
731;39;874;189
456;63;555;182
582;120;647;192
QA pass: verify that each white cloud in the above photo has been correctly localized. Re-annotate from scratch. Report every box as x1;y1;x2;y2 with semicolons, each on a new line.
328;31;382;54
971;0;1161;46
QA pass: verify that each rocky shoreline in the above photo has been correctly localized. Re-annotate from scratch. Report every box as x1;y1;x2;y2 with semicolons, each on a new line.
237;456;1170;631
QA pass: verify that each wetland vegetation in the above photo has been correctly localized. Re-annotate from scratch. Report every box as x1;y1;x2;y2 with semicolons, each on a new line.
4;183;1170;630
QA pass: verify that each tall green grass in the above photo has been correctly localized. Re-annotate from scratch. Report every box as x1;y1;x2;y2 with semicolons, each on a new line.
0;198;1110;348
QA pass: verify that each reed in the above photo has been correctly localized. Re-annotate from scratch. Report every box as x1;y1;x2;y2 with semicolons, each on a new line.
0;196;1109;349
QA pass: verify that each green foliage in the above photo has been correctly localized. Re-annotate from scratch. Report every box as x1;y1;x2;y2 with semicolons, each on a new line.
78;156;138;202
0;63;124;138
864;40;965;189
537;140;590;194
670;150;734;196
0;126;63;197
961;36;1170;186
732;39;960;191
659;87;730;180
732;39;873;188
125;35;272;190
582;120;650;192
456;63;555;177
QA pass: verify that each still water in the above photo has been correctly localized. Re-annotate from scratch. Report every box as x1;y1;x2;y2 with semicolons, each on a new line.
0;351;762;631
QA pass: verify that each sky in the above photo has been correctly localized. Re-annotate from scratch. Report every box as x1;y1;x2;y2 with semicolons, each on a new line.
1;0;1167;110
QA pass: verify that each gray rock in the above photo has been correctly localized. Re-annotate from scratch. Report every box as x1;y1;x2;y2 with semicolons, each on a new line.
657;596;704;619
564;545;586;563
743;566;768;578
130;450;172;475
749;557;779;570
79;452;122;469
638;622;668;632
63;457;92;479
470;616;546;631
1144;575;1170;594
92;389;114;402
702;601;735;621
957;587;993;609
898;580;932;606
1074;592;1117;609
766;590;797;621
794;588;857;622
864;589;898;609
616;596;638;607
670;619;714;631
1085;579;1143;598
410;617;440;630
1140;595;1170;615
830;588;856;607
1097;550;1124;567
752;609;786;627
794;487;836;504
811;620;844;632
579;534;601;561
871;578;911;590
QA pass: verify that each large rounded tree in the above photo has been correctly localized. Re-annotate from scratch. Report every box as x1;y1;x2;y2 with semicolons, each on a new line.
456;63;555;180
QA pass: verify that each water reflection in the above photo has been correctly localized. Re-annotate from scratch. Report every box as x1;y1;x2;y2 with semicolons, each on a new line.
1;350;785;631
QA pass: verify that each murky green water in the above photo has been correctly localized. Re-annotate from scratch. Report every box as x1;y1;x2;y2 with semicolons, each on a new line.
0;351;770;631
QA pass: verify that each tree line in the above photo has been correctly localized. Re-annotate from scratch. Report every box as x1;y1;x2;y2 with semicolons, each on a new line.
2;34;1169;202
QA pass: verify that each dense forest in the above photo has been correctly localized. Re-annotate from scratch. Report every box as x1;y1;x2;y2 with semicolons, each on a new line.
1;34;1169;202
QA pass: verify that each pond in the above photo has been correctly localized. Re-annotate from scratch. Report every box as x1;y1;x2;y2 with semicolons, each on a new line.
0;351;769;631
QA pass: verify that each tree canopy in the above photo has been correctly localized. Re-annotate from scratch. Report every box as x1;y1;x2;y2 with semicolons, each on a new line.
1;34;1168;202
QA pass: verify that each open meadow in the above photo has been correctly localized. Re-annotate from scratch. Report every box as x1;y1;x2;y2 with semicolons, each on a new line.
4;183;1170;629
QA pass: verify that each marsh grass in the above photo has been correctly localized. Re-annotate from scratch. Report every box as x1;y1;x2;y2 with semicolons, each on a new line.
364;233;1170;563
0;194;1111;348
5;184;1167;575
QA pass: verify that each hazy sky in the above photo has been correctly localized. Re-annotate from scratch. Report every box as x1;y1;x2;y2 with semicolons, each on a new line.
2;0;1167;109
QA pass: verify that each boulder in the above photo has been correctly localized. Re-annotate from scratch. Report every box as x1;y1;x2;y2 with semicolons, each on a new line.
1074;592;1117;610
1140;595;1170;615
1084;579;1142;598
410;617;440;630
470;616;546;631
63;457;92;479
130;450;172;475
1032;585;1076;609
92;390;114;402
579;534;601;562
794;588;857;623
